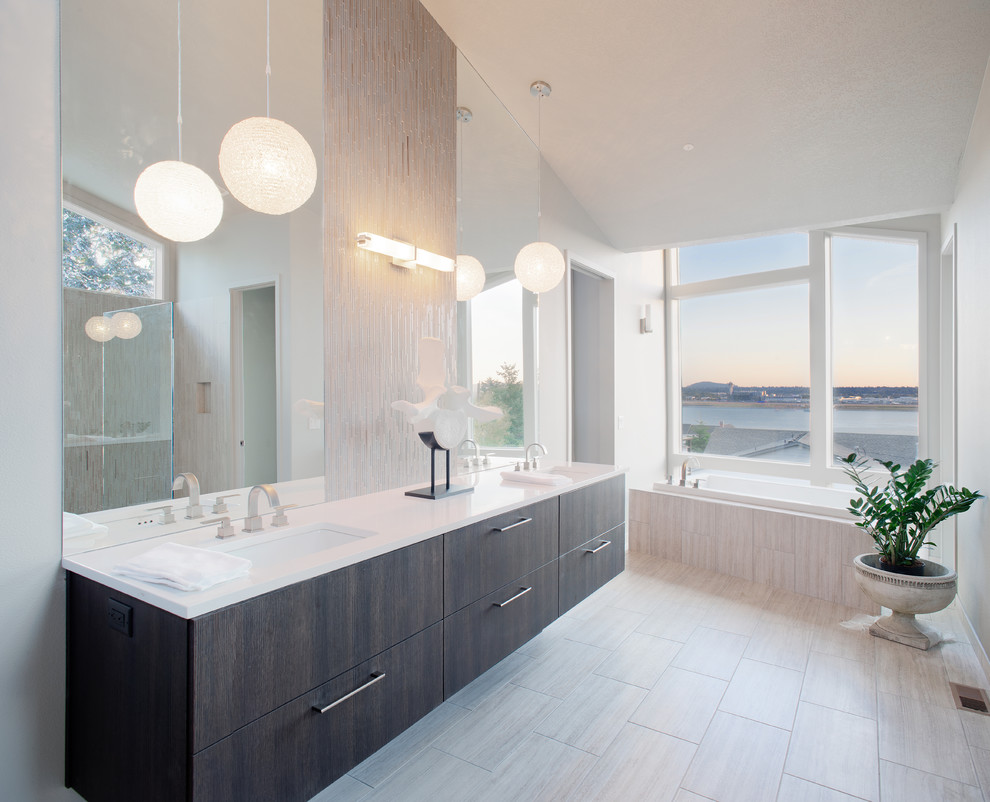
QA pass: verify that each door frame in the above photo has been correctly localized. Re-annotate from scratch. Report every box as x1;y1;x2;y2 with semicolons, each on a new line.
230;279;282;488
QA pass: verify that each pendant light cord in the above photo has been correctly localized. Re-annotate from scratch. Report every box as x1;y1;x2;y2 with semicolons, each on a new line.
176;0;183;161
457;115;464;253
266;0;271;117
536;91;542;241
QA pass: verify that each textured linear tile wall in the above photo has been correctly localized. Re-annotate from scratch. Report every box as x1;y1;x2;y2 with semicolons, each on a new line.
629;489;879;612
325;0;457;500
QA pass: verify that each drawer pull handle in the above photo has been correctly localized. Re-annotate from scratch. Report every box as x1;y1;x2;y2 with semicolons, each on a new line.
584;540;611;555
494;516;533;533
494;586;532;608
312;671;386;714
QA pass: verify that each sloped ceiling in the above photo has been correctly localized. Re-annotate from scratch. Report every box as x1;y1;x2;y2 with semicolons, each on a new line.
421;0;990;250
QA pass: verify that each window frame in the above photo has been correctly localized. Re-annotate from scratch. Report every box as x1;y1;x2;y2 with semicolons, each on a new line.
665;226;929;486
62;189;171;301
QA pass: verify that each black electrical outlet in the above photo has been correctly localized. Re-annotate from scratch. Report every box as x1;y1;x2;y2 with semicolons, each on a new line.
107;598;132;637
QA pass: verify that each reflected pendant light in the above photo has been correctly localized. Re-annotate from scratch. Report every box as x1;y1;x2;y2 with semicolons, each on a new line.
111;311;143;339
84;316;115;342
218;0;317;215
514;81;565;294
134;0;223;243
455;106;485;301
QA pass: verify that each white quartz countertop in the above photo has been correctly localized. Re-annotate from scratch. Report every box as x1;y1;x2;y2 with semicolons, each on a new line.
62;461;626;619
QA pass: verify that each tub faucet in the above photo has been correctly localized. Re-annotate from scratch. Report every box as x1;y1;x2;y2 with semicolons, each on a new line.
172;472;203;519
459;438;481;465
244;484;282;533
525;442;548;470
679;457;701;487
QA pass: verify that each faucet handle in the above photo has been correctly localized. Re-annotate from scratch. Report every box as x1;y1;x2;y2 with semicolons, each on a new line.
148;505;176;524
271;504;297;528
211;494;239;514
203;516;235;539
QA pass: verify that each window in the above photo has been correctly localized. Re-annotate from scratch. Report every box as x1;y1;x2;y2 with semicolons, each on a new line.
668;228;923;483
468;280;526;448
461;279;536;451
62;204;163;298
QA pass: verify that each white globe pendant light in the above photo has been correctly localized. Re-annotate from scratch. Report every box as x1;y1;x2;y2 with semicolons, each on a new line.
455;254;485;301
111;311;143;339
514;241;565;294
219;117;316;214
219;0;318;215
84;316;115;343
134;0;223;243
514;81;565;294
135;161;223;242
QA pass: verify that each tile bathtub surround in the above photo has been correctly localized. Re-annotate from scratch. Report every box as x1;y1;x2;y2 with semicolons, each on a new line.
316;552;990;802
630;488;879;611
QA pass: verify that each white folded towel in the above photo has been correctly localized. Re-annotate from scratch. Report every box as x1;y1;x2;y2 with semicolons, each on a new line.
499;470;573;487
62;511;109;540
113;542;251;592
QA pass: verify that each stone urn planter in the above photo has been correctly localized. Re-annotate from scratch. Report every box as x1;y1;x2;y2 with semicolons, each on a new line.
853;554;957;650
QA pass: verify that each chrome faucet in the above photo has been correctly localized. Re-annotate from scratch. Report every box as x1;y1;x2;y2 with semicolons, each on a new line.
172;472;203;519
680;457;701;486
243;484;282;533
525;442;547;470
459;438;481;465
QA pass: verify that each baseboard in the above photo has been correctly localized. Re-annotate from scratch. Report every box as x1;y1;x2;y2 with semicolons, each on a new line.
956;600;990;688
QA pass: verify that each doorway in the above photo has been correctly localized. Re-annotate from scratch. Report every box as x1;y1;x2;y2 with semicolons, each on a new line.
569;262;615;463
231;283;278;487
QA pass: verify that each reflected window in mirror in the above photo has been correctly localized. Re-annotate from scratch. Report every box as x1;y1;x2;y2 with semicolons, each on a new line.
62;202;165;300
461;279;538;452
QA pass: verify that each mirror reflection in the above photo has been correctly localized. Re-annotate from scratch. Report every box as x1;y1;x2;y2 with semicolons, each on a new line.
455;53;540;455
61;0;325;549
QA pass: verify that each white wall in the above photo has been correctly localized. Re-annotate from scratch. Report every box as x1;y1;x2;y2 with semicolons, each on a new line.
539;162;666;490
945;58;990;659
0;0;82;799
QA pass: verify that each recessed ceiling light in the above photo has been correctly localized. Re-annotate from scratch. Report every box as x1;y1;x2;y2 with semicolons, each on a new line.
683;144;695;151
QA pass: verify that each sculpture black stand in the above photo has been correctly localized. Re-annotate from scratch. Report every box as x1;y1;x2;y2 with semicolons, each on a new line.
405;431;473;500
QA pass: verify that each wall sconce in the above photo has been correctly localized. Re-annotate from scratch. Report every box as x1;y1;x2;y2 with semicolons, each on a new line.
413;248;455;273
640;304;654;334
356;233;455;272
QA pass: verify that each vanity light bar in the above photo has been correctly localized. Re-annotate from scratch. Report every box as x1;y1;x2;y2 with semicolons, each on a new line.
414;248;455;273
355;232;454;272
356;232;416;268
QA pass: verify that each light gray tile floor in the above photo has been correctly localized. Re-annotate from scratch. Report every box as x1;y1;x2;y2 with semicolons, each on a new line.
315;552;990;801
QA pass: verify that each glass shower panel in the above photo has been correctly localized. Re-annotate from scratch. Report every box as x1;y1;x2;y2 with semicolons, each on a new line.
101;302;174;509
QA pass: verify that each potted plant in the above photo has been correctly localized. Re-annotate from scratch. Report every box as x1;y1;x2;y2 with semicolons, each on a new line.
843;454;982;649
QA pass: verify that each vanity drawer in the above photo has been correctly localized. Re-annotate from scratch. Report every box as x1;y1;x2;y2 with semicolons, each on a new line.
444;559;558;698
444;497;558;615
559;474;625;555
189;536;442;752
191;622;443;802
559;524;625;615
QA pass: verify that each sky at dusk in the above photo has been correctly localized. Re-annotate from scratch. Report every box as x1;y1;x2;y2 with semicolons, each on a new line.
678;233;918;388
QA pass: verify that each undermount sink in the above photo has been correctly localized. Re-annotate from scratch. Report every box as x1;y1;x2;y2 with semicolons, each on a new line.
210;524;375;566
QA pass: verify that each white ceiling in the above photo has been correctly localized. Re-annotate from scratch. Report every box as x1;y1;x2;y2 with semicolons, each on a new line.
422;0;990;251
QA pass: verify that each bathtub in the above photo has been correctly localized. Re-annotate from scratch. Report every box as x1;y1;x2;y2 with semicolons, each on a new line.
652;470;855;519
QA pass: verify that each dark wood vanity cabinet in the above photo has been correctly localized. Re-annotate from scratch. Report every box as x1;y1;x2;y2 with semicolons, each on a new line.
559;524;626;615
191;623;443;802
67;474;627;802
444;560;559;697
67;537;443;802
443;498;558;615
558;476;626;615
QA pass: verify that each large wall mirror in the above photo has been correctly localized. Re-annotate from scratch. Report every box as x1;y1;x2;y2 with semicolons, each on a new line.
455;53;541;457
61;0;325;551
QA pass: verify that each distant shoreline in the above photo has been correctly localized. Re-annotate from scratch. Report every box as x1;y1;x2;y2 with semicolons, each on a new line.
683;401;918;411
